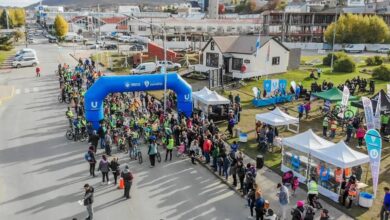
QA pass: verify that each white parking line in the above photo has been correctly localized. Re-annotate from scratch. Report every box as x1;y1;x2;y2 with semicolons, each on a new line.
15;89;21;95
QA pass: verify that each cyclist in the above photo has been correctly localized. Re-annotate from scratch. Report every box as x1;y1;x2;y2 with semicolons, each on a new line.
66;107;74;127
73;117;81;141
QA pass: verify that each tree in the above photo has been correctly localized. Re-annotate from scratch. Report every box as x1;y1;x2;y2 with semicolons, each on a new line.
54;15;68;38
0;10;14;29
14;8;26;27
13;30;24;42
324;14;390;44
249;0;257;12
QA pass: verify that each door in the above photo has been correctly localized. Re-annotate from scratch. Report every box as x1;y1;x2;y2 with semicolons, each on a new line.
223;57;230;73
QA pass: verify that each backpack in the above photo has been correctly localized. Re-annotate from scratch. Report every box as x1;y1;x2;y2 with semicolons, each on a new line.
84;152;91;161
255;197;265;210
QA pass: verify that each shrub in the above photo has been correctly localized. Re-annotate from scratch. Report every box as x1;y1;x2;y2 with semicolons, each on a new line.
374;56;383;65
366;56;384;66
334;57;356;72
323;52;347;66
373;65;390;81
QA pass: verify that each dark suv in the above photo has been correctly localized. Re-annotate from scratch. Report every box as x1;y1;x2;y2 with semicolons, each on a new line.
104;44;118;50
48;36;58;43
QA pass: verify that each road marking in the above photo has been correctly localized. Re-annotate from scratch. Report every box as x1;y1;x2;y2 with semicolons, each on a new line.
15;89;21;95
24;88;30;93
32;87;39;92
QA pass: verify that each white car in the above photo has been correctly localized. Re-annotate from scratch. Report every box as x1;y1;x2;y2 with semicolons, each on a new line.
156;61;182;70
377;48;390;53
16;48;35;56
131;62;157;74
12;56;39;68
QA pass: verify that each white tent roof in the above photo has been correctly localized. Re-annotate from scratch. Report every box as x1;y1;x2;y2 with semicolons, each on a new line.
310;141;370;168
282;129;334;154
255;107;299;126
193;87;230;105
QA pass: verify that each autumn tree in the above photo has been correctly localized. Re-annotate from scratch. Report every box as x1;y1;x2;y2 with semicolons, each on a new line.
54;15;68;38
324;14;390;44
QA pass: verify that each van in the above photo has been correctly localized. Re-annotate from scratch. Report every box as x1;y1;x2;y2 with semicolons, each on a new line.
131;62;157;74
64;33;84;42
344;44;364;53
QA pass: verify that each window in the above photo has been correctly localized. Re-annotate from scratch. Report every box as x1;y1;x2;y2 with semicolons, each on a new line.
272;57;280;65
210;42;215;51
206;53;219;67
232;58;243;70
138;25;147;31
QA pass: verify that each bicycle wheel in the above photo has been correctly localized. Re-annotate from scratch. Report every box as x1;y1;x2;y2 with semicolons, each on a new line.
65;130;74;140
344;110;354;119
156;152;161;163
138;152;143;164
64;97;71;104
58;95;63;103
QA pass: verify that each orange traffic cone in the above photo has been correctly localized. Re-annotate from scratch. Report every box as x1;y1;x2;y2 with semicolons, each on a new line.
119;178;124;189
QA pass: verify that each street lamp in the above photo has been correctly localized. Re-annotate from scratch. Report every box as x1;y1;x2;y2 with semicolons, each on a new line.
128;15;168;115
330;2;340;72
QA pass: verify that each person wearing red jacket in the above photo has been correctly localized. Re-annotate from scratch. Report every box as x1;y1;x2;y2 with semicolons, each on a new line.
203;135;212;164
35;66;41;77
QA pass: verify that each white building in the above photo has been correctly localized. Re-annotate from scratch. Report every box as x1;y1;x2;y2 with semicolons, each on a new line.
285;2;310;13
201;36;290;79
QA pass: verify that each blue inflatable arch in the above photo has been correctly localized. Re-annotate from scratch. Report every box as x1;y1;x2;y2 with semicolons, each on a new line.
84;73;192;129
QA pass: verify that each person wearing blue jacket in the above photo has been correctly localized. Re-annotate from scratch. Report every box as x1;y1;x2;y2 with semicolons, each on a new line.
381;187;390;220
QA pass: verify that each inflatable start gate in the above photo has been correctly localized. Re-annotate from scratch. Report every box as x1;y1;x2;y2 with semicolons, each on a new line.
84;73;193;129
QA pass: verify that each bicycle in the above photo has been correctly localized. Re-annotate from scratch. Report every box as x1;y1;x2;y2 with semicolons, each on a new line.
156;145;162;163
65;128;88;142
130;144;143;164
58;94;71;104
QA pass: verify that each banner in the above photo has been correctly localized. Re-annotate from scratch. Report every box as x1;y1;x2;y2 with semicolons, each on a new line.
374;92;381;130
279;79;287;91
365;129;382;197
362;97;375;130
341;86;350;107
271;79;279;92
264;80;272;93
339;86;350;118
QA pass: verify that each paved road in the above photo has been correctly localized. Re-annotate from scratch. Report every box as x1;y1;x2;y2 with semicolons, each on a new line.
0;43;249;220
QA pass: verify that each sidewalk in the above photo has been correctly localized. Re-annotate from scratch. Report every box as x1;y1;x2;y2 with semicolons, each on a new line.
197;152;353;220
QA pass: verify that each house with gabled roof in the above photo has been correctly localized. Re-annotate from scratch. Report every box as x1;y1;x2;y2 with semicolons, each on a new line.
201;35;290;79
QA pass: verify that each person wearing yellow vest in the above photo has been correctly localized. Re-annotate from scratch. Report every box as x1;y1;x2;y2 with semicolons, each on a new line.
307;176;319;207
165;135;175;162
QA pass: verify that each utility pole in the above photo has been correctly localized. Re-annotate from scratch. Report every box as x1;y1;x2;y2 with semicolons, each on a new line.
6;9;9;30
330;4;339;72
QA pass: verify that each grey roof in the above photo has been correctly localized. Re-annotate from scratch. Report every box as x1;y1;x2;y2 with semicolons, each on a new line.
212;35;274;54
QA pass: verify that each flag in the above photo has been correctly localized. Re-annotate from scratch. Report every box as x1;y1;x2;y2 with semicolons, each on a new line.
362;97;375;130
365;129;382;197
266;43;270;62
255;35;260;57
374;92;381;129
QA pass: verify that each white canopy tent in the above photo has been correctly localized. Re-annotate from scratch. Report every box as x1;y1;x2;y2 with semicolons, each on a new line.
192;87;230;115
311;141;370;169
281;131;370;202
282;129;333;154
255;107;299;133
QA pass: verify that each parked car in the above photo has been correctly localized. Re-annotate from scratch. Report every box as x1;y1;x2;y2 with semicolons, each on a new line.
131;62;157;74
104;44;118;50
129;45;145;51
89;44;100;49
343;44;364;53
12;56;39;68
377;48;390;53
156;60;182;70
27;38;35;44
14;52;37;61
48;36;58;43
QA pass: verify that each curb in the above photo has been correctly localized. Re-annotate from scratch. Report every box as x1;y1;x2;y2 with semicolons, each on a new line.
194;157;244;197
